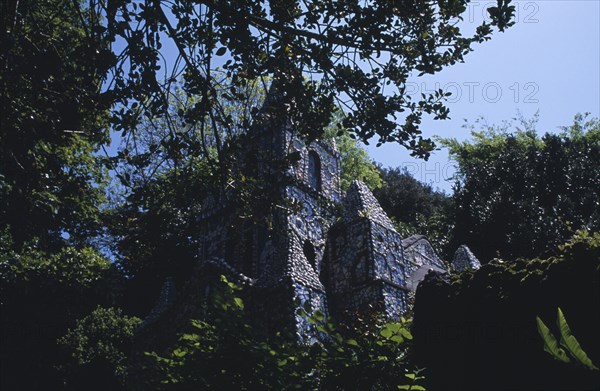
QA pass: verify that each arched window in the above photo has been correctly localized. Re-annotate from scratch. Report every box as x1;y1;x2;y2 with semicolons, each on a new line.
307;150;321;191
303;240;317;271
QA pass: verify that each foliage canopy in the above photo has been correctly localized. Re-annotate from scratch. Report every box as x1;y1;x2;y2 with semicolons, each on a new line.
99;0;515;160
1;0;111;250
440;114;600;262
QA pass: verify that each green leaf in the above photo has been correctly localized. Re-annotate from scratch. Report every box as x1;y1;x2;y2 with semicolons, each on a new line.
313;310;324;322
400;328;413;340
398;384;425;391
233;297;245;310
391;334;404;343
536;316;570;363
333;333;343;344
346;339;359;347
215;47;227;56
181;333;200;341
556;308;599;370
380;328;393;339
380;322;402;339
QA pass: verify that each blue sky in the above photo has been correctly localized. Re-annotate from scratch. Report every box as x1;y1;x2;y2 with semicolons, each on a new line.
365;0;600;192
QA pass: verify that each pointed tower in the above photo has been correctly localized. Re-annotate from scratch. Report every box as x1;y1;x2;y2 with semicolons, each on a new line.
211;81;343;341
451;245;481;272
325;180;409;320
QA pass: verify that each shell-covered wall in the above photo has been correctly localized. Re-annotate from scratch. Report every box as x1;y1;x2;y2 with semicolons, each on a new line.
191;122;448;341
325;180;410;319
287;134;341;203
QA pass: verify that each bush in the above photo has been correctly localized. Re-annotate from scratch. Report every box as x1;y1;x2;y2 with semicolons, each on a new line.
412;230;600;390
144;276;424;390
0;233;123;390
58;307;141;390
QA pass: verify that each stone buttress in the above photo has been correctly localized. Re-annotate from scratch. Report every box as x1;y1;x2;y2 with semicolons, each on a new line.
325;180;409;320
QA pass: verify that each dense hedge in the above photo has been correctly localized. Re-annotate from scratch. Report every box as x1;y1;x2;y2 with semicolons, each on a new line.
412;230;600;390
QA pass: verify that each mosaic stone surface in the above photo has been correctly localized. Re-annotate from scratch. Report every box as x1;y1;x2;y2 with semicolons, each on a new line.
402;235;448;294
325;180;412;320
451;245;481;272
140;94;463;341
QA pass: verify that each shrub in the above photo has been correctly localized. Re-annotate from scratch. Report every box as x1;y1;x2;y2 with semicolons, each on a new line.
58;307;141;390
145;276;424;390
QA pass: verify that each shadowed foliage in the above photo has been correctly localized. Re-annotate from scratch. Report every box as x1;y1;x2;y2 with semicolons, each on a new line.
412;230;600;390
